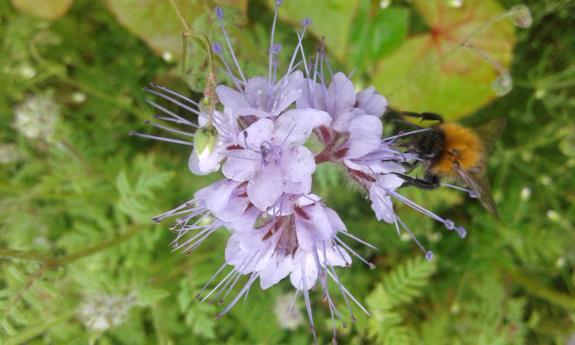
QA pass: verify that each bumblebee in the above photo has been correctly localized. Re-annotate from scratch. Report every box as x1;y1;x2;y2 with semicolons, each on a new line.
391;111;505;216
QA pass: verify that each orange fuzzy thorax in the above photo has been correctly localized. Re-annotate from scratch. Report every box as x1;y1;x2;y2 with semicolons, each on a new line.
431;123;483;177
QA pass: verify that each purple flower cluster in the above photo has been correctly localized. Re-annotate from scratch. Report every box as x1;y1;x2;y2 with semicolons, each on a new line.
133;3;468;342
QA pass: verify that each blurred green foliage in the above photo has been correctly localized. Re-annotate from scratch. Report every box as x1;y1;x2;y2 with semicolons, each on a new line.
1;0;574;344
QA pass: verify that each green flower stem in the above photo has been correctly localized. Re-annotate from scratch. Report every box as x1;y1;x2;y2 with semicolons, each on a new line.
45;224;146;269
169;0;218;115
0;249;49;262
151;302;172;345
502;267;575;310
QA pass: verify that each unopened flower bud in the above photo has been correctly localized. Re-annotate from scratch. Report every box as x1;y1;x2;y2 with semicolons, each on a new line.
194;126;219;157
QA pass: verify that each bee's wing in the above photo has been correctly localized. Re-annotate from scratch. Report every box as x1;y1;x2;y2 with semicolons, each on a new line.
454;164;499;217
474;117;506;155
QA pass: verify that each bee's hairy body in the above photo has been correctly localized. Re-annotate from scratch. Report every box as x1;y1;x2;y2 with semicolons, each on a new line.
389;109;503;216
429;123;484;178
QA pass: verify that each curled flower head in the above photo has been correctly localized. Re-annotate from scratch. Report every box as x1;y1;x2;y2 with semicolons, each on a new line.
134;2;479;342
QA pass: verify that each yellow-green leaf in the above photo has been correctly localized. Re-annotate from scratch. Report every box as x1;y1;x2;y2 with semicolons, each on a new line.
105;0;205;57
374;0;515;119
272;0;361;63
12;0;74;20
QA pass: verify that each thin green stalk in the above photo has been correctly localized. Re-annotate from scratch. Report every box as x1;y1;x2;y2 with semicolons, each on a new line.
0;249;49;262
1;224;148;321
1;224;146;267
502;267;575;310
46;224;146;268
152;302;173;345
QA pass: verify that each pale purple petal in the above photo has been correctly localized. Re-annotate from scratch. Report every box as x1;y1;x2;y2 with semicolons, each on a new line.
305;204;335;241
293;216;314;252
357;87;388;117
379;173;404;190
235;108;273;118
294;204;333;251
245;77;273;110
326;72;356;117
226;206;260;233
274;109;331;145
228;229;274;264
222;151;259;182
281;146;315;183
369;174;405;224
296;79;325;110
259;255;294;289
344;159;405;176
324;207;346;233
188;145;224;175
216;85;250;111
225;236;247;268
346;115;383;158
237;229;270;253
295;194;322;207
244;118;274;148
283;179;311;195
323;245;351;267
289;253;318;290
247;165;284;210
271;71;303;116
195;179;248;221
332;109;359;133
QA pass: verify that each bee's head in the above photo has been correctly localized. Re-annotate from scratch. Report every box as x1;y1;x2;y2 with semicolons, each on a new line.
412;127;446;163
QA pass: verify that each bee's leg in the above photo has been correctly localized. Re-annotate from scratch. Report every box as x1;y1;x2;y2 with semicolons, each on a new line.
392;172;440;190
399;111;445;125
400;161;420;173
384;109;423;129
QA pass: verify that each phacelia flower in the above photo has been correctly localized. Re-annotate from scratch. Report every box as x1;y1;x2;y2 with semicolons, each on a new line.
222;109;330;210
133;2;476;342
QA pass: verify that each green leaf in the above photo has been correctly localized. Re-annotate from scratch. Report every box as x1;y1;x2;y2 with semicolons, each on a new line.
137;288;170;306
105;0;205;56
115;157;174;222
11;0;74;20
185;303;217;339
273;0;361;62
381;256;436;307
374;0;515;119
364;256;436;344
349;4;409;73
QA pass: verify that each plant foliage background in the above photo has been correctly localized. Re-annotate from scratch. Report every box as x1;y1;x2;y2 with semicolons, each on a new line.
1;0;574;344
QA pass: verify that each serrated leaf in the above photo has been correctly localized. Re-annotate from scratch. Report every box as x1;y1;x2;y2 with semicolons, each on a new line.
185;303;216;339
115;158;174;222
365;257;436;344
273;0;361;62
374;0;515;119
381;256;436;307
137;288;170;306
11;0;74;20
